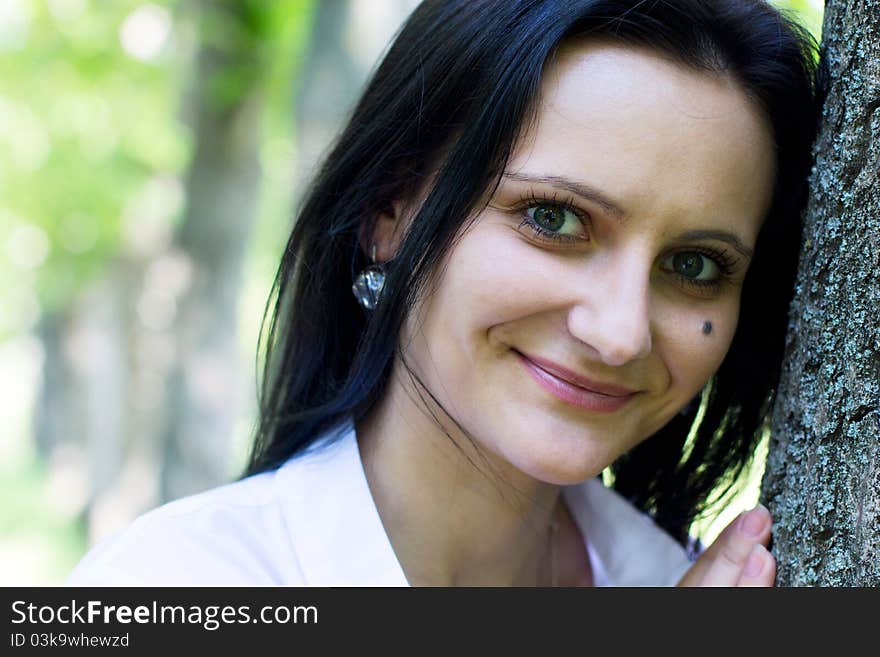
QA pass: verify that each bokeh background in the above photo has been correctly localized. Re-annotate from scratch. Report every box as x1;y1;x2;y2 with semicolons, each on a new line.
1;0;824;585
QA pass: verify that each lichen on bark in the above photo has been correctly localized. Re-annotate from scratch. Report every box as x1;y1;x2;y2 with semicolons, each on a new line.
761;0;880;586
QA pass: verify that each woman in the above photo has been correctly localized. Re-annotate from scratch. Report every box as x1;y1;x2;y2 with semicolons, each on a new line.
69;0;819;586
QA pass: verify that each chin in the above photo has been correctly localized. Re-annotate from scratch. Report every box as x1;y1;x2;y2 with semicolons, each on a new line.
522;463;605;487
504;440;612;487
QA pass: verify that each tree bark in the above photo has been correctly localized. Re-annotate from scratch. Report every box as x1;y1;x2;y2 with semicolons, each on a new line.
762;0;880;586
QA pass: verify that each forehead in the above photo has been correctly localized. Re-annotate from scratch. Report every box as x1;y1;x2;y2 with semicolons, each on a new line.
508;41;776;240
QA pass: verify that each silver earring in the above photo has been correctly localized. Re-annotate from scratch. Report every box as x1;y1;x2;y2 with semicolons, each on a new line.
352;244;386;310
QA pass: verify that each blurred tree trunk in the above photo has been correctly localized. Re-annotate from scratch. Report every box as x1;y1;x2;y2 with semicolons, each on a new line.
34;266;139;539
158;0;271;500
294;0;420;180
295;0;359;182
762;0;880;585
33;309;74;461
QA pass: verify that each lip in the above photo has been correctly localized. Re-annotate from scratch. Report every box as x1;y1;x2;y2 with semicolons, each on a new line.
514;350;639;413
516;351;639;396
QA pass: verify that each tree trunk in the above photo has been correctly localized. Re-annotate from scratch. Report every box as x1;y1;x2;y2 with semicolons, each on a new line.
762;0;880;586
293;0;420;182
158;0;268;501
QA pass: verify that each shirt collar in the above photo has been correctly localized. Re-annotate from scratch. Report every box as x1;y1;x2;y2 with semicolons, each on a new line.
275;416;691;586
274;418;409;586
563;479;692;586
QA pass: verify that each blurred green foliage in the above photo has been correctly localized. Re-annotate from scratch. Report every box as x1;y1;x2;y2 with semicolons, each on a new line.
0;453;87;584
2;0;184;323
0;0;315;584
778;0;824;41
0;0;315;338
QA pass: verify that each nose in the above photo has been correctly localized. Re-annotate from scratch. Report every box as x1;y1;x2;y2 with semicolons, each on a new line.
566;254;653;367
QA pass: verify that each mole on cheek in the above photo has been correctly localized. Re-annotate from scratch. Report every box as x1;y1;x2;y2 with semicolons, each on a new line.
702;321;713;335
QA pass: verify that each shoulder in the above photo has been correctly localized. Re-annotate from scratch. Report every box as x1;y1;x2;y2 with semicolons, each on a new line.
66;468;306;586
66;420;365;587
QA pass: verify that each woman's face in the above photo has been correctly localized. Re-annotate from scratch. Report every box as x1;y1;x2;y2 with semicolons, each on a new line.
390;41;775;485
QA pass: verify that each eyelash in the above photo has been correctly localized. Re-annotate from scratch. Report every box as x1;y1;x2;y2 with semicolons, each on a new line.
511;192;739;293
513;192;589;244
667;246;738;294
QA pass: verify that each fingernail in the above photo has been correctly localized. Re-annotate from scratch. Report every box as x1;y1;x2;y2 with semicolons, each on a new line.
744;545;765;578
739;505;768;538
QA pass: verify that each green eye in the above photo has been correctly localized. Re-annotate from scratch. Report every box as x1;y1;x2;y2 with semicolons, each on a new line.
664;252;720;281
530;204;568;232
515;197;590;244
526;203;581;233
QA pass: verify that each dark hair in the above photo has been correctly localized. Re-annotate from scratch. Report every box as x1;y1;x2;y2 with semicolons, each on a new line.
244;0;820;545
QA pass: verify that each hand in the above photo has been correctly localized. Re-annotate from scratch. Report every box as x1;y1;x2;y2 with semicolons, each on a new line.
677;504;775;587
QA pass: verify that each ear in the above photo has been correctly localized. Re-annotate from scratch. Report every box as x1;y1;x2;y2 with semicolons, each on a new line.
357;200;408;262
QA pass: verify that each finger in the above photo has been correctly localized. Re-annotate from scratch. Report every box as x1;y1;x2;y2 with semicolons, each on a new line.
678;508;762;586
736;544;776;587
698;505;771;586
678;504;771;587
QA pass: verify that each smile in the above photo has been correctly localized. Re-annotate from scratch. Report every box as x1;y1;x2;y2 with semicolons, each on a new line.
515;351;638;413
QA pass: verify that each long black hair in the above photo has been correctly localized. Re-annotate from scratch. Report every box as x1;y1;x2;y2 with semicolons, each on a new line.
244;0;820;545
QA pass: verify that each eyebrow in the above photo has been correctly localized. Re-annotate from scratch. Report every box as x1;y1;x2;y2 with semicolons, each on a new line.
675;230;754;259
502;172;627;220
503;172;754;259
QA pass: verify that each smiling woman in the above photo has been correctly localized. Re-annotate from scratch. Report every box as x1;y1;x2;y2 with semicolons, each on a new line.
68;0;820;587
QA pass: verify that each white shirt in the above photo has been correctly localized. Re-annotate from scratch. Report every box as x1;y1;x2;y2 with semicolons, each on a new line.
67;417;693;586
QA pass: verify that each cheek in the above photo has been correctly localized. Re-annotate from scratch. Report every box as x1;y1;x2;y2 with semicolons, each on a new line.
662;300;740;398
426;223;548;335
400;223;503;358
402;222;550;387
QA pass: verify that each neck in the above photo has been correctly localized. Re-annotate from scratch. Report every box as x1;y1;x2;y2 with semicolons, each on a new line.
356;361;563;586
